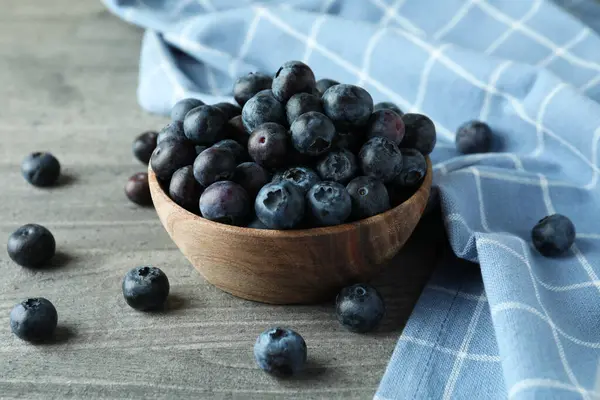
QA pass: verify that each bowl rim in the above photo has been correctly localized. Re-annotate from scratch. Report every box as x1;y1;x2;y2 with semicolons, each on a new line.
148;157;432;239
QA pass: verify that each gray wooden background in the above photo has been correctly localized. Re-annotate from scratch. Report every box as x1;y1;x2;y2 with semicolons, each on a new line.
0;1;444;399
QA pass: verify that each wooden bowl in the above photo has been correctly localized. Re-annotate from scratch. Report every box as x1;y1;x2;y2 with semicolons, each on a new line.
148;159;432;304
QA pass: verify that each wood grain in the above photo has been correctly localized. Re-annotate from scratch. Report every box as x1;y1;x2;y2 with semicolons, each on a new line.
149;160;432;304
0;1;443;398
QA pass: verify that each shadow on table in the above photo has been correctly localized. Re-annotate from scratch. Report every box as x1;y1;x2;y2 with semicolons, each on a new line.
372;209;449;335
52;325;76;344
55;172;78;187
48;251;75;270
34;325;77;346
163;293;187;312
296;357;328;380
26;251;76;272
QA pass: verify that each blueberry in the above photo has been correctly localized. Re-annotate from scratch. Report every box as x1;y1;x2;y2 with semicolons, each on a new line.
373;101;403;116
150;139;197;181
171;98;204;122
7;224;56;268
248;122;289;169
392;148;427;187
532;214;576;257
271;61;316;103
125;172;152;206
10;298;58;342
315;78;339;97
242;89;286;133
290;111;336;156
255;181;305;229
247;218;268;229
316;149;358;184
169;166;203;213
225;115;249;147
199;181;251;226
21;152;61;187
333;130;365;154
132;131;158;164
402;113;437;155
280;166;321;194
254;327;307;377
285;92;323;125
122;266;170;311
212;139;248;163
336;283;385;333
233;162;271;198
455;120;492;154
192;147;236;187
183;105;227;145
346;176;391;219
358;136;403;183
157;121;187;145
306;181;351;226
366;109;405;145
213;102;242;120
234;72;273;107
322;84;373;131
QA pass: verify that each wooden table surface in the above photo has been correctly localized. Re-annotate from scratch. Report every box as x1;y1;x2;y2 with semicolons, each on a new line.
0;1;443;399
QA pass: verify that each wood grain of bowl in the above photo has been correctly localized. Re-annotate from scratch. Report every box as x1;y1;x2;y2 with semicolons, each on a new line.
148;159;432;304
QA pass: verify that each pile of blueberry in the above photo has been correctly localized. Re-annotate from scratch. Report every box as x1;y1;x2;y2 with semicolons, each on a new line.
7;59;579;378
148;60;435;229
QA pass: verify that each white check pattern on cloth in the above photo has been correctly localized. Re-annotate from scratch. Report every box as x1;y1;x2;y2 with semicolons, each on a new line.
103;0;600;398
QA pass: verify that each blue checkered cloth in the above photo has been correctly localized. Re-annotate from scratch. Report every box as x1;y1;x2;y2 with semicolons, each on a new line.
103;0;600;398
